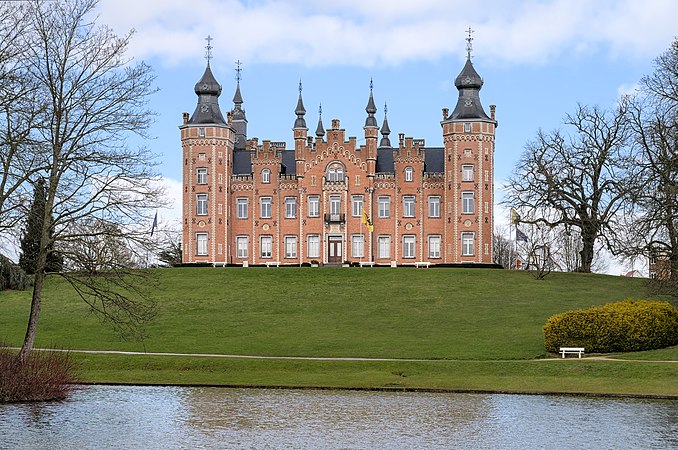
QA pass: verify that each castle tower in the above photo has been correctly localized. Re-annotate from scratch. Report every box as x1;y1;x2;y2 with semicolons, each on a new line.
441;30;496;263
180;37;234;263
364;79;378;178
293;81;308;178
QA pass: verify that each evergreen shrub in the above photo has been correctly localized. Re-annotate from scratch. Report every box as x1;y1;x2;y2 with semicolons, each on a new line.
0;254;31;291
543;300;678;353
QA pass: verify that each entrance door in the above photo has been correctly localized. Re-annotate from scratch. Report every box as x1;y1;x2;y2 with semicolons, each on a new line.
328;237;342;264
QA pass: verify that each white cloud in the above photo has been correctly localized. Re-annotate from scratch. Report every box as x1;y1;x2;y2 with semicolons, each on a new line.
97;0;678;68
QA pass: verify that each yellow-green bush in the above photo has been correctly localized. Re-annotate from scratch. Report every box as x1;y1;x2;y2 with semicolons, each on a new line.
543;300;678;353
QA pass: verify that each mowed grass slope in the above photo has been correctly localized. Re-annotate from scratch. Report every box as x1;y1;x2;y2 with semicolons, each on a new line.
1;267;655;360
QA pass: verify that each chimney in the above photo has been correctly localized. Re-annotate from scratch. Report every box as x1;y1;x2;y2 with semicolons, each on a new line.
182;112;189;124
442;108;449;120
490;104;496;121
331;119;340;130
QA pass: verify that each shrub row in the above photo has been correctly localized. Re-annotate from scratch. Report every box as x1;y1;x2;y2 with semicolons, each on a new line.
0;347;77;402
544;300;678;353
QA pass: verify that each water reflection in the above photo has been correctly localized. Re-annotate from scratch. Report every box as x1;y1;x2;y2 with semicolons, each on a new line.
0;385;676;449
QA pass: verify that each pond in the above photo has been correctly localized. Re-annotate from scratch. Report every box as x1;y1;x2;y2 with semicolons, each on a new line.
1;385;677;449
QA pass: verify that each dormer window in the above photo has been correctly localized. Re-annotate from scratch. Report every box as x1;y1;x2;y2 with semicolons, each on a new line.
404;166;414;182
327;162;345;182
262;169;271;184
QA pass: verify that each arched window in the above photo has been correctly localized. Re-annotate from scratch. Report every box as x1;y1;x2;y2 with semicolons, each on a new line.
326;162;345;182
262;168;271;183
404;166;413;182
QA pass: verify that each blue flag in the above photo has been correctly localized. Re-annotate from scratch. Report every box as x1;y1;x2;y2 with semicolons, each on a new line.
150;212;158;237
516;227;528;242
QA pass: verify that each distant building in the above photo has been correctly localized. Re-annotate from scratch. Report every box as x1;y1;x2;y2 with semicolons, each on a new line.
649;251;671;280
180;38;497;266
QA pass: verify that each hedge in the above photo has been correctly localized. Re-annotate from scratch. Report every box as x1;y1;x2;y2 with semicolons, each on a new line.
544;300;678;353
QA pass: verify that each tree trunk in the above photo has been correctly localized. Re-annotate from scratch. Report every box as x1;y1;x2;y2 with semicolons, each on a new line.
578;229;596;273
18;269;45;365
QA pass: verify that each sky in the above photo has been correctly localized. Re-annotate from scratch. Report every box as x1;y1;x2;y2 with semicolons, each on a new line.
93;0;677;274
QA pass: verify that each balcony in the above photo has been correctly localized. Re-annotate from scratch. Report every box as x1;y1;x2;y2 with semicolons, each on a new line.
324;213;345;224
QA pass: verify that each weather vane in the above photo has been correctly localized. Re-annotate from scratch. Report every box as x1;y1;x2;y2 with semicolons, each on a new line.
384;102;388;115
298;79;303;94
205;35;213;62
235;60;242;82
465;27;474;59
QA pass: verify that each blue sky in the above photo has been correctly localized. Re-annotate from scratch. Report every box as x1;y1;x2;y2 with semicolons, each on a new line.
96;0;676;272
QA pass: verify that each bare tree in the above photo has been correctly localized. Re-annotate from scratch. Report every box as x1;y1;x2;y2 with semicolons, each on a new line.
613;39;678;291
17;0;165;364
0;3;43;231
504;102;631;272
492;225;515;269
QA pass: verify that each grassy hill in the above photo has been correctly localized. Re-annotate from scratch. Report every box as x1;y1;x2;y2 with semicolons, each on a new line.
2;267;677;396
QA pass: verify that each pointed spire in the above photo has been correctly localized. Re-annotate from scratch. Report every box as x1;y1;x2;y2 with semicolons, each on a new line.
379;102;391;148
230;60;247;149
315;103;325;138
233;60;244;106
294;80;307;129
365;78;378;128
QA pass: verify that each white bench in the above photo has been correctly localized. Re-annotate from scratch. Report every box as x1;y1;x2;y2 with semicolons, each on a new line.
359;261;375;267
559;347;585;358
414;261;430;268
265;261;280;267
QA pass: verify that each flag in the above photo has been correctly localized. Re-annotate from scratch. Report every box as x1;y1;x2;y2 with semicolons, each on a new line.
516;227;528;242
510;208;521;225
150;211;158;237
362;209;374;232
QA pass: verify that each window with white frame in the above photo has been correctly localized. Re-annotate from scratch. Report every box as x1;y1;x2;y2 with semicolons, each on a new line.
404;166;414;182
428;235;441;258
327;162;345;182
402;235;416;259
196;167;208;184
307;195;320;217
236;197;248;219
260;197;272;218
196;232;208;256
284;236;297;258
378;196;390;218
196;194;208;215
462;164;474;182
352;195;364;217
351;234;364;258
464;122;471;133
307;235;320;258
403;195;415;217
236;236;248;258
329;195;341;217
260;235;272;258
261;168;271;183
285;197;297;219
378;235;391;259
462;191;475;214
199;127;205;137
428;196;441;218
461;232;475;256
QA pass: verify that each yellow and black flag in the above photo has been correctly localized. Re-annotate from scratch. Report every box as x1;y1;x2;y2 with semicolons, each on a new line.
361;209;374;232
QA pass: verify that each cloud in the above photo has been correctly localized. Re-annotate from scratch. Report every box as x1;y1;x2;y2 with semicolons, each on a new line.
97;0;678;68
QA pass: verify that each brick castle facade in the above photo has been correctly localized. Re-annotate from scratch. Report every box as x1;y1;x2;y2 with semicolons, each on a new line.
181;43;497;266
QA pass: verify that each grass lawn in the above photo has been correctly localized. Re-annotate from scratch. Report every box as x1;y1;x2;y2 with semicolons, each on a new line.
2;267;677;396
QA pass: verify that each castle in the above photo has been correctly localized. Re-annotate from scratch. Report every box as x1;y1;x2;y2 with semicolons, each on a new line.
180;39;497;266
